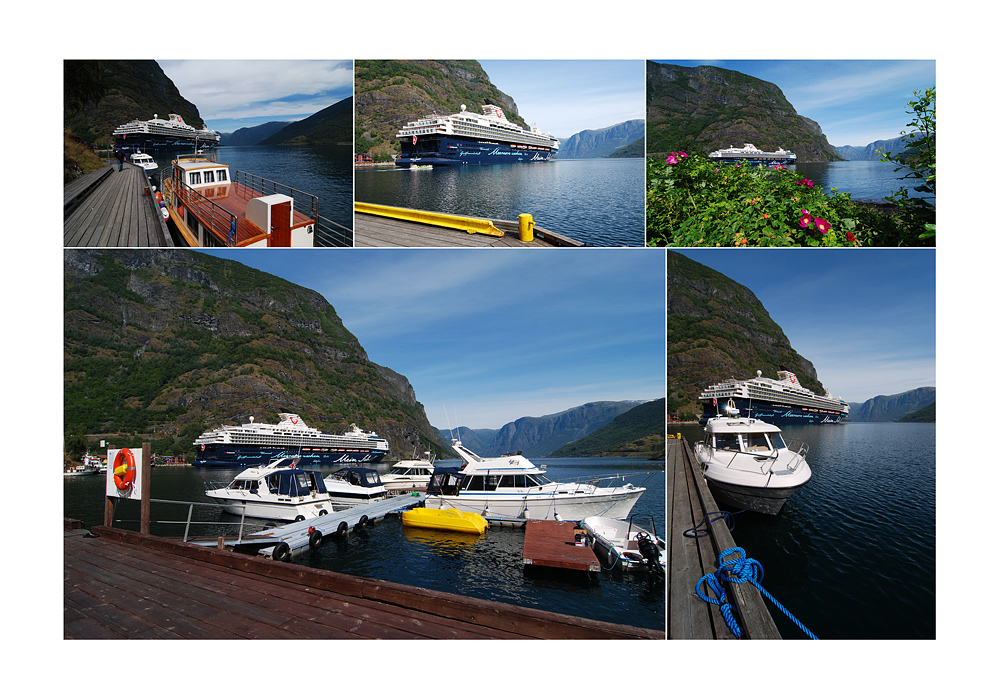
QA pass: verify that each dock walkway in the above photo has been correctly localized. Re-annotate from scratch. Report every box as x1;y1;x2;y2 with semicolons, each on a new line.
64;523;662;640
64;164;172;247
522;519;600;573
667;436;780;639
354;212;583;248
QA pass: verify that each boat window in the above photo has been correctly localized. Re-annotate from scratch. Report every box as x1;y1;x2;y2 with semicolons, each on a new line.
189;171;201;185
203;170;215;184
744;433;771;452
714;435;741;451
216;169;228;182
463;475;485;491
499;475;520;488
770;433;786;450
484;475;500;491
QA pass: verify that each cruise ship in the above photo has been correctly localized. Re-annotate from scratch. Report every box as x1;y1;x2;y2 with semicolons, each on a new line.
192;413;389;468
699;370;849;425
113;113;221;151
395;104;559;167
708;143;796;165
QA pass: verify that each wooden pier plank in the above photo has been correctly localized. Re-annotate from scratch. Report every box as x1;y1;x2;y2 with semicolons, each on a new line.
522;519;600;572
64;164;171;247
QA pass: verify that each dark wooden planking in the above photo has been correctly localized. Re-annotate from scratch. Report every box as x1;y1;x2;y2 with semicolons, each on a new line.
64;165;169;247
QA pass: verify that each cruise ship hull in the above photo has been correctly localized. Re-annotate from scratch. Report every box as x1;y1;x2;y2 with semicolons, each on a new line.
709;155;795;166
699;399;846;426
193;444;387;468
397;136;555;167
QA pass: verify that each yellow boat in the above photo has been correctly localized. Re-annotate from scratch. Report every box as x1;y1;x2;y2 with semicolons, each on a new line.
401;508;489;535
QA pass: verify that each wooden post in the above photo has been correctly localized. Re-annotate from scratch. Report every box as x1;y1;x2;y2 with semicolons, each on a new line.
104;496;115;528
140;442;152;535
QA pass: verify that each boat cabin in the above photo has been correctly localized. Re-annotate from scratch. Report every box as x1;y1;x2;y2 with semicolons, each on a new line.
426;466;554;494
706;422;787;453
330;467;383;489
173;157;231;190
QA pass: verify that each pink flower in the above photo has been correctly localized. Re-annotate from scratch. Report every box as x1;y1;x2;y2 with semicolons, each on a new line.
799;212;812;228
796;178;814;188
772;163;786;170
679;151;688;158
666;154;678;164
814;217;831;234
846;232;856;243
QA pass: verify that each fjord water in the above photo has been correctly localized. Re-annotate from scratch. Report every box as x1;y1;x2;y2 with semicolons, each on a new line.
207;145;354;229
63;458;665;632
355;158;646;247
675;421;935;639
793;160;933;203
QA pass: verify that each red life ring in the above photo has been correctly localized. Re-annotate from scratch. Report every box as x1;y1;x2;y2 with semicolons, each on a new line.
112;448;137;490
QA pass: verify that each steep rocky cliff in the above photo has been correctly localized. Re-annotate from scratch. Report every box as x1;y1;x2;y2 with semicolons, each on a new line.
647;61;842;163
848;387;936;422
668;251;826;419
558;120;645;159
63;250;446;459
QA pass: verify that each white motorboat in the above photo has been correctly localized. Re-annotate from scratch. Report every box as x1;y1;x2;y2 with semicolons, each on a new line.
130;152;159;171
323;467;388;506
581;514;665;574
204;457;334;521
693;400;812;515
64;456;101;477
380;452;436;491
423;440;646;521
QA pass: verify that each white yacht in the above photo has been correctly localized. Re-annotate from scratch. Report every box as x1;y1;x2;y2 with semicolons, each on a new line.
129;152;158;171
693;400;812;515
322;467;388;506
707;143;796;165
204;458;334;521
380;452;436;491
423;440;645;521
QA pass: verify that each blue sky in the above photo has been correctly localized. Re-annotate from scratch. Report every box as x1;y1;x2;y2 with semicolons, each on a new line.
478;60;646;139
654;60;936;147
158;60;354;134
673;249;935;404
200;249;666;429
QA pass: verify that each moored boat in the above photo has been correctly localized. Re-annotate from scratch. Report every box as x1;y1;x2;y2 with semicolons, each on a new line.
204;457;334;521
322;467;388;506
129;152;159;171
581;514;664;574
708;143;796;165
380;452;436;492
113;113;220;151
161;152;319;247
699;369;849;425
64;455;102;477
693;400;812;515
423;440;646;521
401;507;489;535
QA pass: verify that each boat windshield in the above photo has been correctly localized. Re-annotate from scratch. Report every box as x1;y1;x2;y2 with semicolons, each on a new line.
770;433;786;450
743;433;774;452
714;435;741;451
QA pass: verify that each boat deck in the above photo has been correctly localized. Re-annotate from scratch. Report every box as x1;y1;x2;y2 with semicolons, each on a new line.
64;164;173;247
354;213;583;248
64;522;662;640
667;436;781;639
174;182;315;247
522;519;600;573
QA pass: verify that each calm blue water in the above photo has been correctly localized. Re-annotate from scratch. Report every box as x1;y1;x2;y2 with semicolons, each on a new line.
63;457;665;631
166;145;354;230
793;160;933;204
674;422;935;639
355;158;645;247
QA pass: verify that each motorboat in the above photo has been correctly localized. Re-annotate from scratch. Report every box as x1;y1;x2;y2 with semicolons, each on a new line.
581;514;665;574
323;467;388;506
64;455;102;476
130;152;159;171
693;400;812;515
401;507;489;535
380;452;436;491
422;440;646;521
204;457;334;521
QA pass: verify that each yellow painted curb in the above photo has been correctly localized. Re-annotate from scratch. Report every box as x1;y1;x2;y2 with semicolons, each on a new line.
355;202;504;237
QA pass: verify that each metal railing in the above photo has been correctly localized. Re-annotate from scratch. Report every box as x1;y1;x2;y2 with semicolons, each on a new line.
233;170;319;223
112;497;254;543
315;213;353;247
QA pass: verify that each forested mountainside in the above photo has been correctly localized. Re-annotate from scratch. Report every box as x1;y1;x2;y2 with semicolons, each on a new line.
354;60;529;160
835;134;922;161
550;399;666;458
848;388;936;422
258;97;353;146
63;250;448;460
668;251;827;420
436;401;649;457
646;61;842;162
220;122;292;146
558;120;646;159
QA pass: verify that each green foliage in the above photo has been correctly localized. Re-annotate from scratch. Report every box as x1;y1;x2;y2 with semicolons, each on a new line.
879;86;936;241
647;152;933;247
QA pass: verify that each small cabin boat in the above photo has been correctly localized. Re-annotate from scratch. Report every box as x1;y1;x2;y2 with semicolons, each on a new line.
401;507;488;535
204;457;333;521
380;453;436;492
130;152;158;171
162;153;318;248
581;515;665;574
323;467;388;506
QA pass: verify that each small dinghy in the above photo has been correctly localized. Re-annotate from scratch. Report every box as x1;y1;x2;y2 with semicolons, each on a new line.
581;514;665;574
401;508;489;535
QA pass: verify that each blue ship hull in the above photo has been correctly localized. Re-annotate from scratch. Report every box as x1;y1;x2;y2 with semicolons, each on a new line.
700;399;846;426
397;136;555;167
193;444;387;468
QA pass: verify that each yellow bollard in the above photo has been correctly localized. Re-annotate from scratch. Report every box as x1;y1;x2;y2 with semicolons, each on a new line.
518;213;534;242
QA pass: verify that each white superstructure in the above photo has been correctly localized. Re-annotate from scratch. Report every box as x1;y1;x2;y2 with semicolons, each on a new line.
708;143;796;162
700;370;849;414
194;413;389;452
396;104;559;151
113;113;221;145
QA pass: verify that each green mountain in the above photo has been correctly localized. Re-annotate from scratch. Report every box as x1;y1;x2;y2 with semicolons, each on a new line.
609;138;646;158
550;399;666;458
646;61;843;162
899;401;935;423
258;97;353;146
558;120;646;159
668;251;826;419
63;250;448;461
220;121;292;146
354;60;529;159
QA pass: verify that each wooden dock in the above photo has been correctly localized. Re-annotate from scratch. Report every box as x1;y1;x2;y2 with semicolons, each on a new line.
64;522;662;640
354;212;583;248
667;436;781;639
64;163;173;247
522;519;600;573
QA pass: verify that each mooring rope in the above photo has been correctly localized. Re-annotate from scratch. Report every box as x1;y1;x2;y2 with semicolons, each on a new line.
696;547;819;640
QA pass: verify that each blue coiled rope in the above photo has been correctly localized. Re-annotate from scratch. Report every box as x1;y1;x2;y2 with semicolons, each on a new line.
696;547;819;640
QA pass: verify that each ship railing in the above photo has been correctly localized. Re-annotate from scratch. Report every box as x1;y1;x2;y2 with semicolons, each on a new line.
171;175;241;246
233;170;319;223
315;213;353;247
785;442;810;473
110;498;259;543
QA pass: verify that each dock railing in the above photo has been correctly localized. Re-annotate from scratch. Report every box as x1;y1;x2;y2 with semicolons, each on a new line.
110;497;257;543
315;213;353;247
233;170;319;223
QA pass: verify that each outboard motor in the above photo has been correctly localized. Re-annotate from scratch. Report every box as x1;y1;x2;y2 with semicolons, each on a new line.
636;532;664;575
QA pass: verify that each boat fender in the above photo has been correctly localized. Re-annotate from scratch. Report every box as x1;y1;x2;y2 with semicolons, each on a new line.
294;515;305;522
112;448;137;491
336;521;349;537
356;514;369;529
308;528;323;549
271;542;290;562
155;191;163;204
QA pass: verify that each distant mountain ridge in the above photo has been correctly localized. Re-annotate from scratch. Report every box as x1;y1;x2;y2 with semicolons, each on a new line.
259;97;353;146
551;399;665;457
220;122;292;146
436;400;647;457
835;133;923;161
558;120;645;159
848;387;935;422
